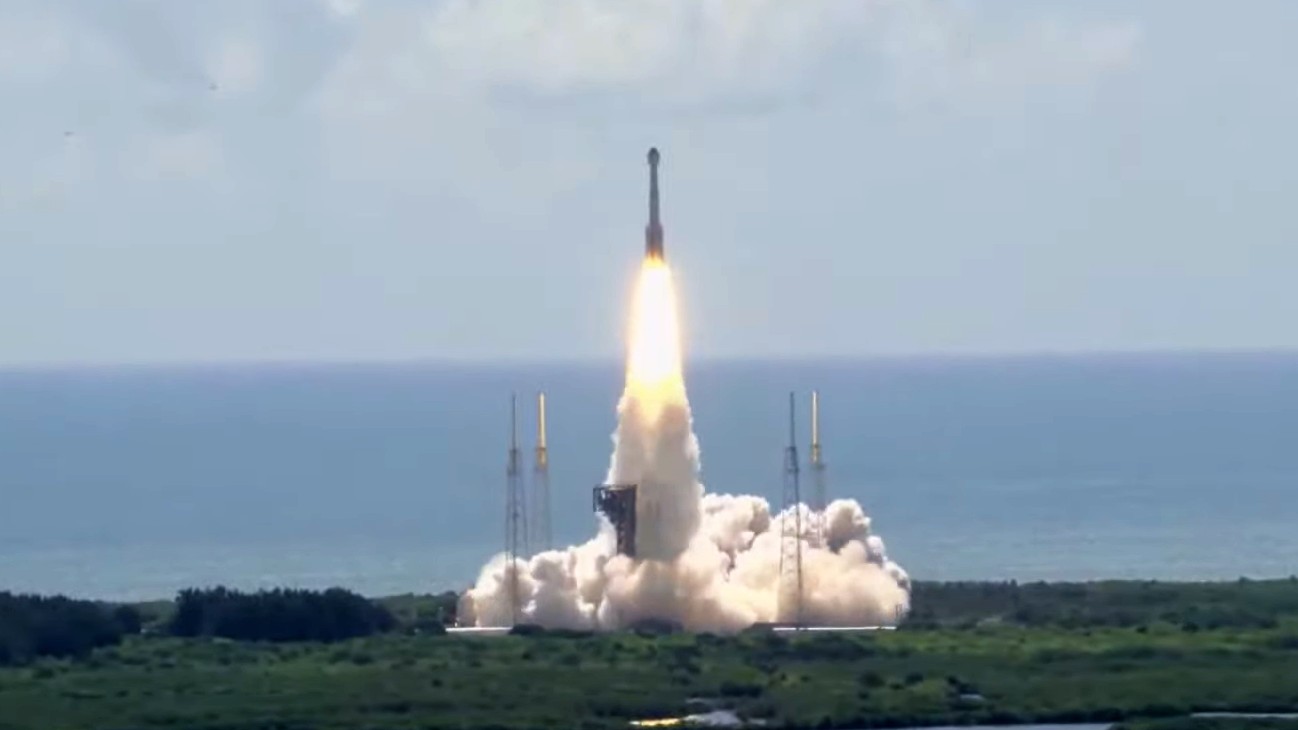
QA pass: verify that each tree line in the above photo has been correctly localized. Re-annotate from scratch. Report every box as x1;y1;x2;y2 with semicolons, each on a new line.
0;592;140;665
1;586;405;665
906;578;1298;630
169;586;397;642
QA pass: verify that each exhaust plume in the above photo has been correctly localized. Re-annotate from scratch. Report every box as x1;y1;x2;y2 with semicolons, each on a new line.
460;258;909;632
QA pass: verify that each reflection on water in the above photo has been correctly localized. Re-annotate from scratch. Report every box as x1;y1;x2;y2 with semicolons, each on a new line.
1194;714;1298;719
633;715;1298;729
886;726;1109;730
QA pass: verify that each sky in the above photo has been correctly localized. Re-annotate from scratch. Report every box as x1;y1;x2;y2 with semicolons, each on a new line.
0;0;1296;365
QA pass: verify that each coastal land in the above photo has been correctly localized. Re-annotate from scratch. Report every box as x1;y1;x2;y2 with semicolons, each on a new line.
2;579;1298;730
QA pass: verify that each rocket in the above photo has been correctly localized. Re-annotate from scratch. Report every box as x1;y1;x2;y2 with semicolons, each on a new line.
645;147;664;259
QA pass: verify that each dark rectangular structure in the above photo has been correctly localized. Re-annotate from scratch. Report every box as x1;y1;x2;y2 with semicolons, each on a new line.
593;484;638;558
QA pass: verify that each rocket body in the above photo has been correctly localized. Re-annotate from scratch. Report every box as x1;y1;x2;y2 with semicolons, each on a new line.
645;147;664;259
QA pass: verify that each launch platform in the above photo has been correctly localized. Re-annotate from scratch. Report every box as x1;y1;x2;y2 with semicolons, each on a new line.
593;483;638;557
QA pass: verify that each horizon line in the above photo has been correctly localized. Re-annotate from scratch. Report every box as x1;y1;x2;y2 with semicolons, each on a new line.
2;346;1298;372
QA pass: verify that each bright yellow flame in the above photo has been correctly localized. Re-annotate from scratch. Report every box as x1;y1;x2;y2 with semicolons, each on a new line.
625;256;684;402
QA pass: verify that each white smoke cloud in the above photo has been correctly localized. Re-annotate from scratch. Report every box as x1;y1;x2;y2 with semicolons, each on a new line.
460;371;910;633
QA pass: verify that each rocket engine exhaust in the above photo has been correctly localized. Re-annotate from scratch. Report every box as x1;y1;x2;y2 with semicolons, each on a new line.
458;148;910;633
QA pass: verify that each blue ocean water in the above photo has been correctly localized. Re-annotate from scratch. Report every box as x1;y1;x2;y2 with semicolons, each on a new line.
1;353;1295;601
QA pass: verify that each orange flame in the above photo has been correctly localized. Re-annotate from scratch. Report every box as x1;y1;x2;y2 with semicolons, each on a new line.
625;256;684;411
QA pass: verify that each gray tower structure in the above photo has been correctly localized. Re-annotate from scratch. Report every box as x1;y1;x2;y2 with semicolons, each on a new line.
504;394;526;625
778;392;805;627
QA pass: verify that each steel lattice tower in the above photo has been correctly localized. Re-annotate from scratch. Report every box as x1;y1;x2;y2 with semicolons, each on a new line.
505;393;526;625
810;390;828;547
778;391;804;627
531;391;552;554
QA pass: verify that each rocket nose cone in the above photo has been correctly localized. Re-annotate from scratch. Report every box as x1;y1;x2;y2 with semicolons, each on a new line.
648;147;660;165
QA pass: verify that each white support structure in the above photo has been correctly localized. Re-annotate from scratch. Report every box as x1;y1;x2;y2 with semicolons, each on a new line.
532;391;552;554
810;389;828;546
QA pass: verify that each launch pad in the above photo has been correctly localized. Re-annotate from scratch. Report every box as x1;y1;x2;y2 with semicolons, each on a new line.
592;484;638;558
464;146;909;633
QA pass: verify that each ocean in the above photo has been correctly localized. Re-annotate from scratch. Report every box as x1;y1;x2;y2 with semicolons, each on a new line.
1;353;1295;601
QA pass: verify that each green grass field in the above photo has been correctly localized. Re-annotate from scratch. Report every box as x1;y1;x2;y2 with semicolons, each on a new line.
3;580;1298;730
2;622;1297;730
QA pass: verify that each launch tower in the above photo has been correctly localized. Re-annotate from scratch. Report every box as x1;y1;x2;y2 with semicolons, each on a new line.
532;392;551;553
593;483;638;557
504;394;526;625
778;392;805;627
810;390;828;546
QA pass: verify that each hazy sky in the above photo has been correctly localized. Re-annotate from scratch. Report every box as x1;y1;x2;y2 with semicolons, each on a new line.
1;0;1296;365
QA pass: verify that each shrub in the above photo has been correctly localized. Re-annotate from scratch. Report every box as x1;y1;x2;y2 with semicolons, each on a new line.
167;587;395;643
0;592;135;665
719;681;764;698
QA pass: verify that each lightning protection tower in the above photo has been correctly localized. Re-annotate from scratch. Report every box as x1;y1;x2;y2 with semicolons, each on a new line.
778;391;805;628
531;391;552;554
810;390;828;547
505;393;527;625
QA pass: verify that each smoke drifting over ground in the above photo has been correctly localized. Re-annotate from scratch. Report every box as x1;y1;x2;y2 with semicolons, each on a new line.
459;261;910;632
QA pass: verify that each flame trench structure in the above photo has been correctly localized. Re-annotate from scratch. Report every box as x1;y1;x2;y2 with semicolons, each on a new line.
459;150;910;632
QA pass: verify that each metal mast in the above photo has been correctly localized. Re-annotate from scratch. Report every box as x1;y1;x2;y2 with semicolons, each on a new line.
810;390;828;546
531;391;551;554
778;391;804;627
505;393;526;625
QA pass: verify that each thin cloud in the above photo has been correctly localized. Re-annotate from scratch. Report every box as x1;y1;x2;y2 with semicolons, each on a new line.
207;35;263;96
127;129;224;182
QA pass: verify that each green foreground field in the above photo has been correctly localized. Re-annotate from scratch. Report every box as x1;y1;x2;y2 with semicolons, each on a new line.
3;580;1298;730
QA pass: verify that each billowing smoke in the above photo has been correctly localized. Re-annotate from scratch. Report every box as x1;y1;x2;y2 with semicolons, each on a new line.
459;260;909;632
458;375;910;632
